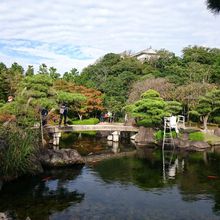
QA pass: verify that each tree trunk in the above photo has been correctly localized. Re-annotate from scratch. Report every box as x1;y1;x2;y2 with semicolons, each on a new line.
78;114;83;121
203;114;210;131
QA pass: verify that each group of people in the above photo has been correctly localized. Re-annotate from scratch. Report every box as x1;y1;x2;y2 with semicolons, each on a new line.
100;111;113;123
40;103;68;127
41;103;115;126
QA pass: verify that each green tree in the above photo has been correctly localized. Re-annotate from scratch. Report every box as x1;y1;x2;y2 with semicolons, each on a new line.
192;89;220;130
38;63;48;75
57;91;87;120
9;74;57;125
49;67;60;80
63;68;79;82
182;46;215;65
0;63;24;99
174;82;216;120
0;62;8;101
165;101;182;115
126;89;168;127
185;62;213;84
10;62;24;75
207;0;220;14
25;65;34;76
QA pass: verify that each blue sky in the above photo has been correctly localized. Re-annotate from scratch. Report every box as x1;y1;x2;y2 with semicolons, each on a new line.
0;0;220;73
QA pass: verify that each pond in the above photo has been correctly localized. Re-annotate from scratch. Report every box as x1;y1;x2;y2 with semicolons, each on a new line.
1;134;220;220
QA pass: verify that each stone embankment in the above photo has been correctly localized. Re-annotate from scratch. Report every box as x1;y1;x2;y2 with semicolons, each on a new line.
38;148;137;166
83;151;137;164
39;149;85;167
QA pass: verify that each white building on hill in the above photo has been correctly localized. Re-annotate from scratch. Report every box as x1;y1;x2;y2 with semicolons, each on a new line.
132;47;159;62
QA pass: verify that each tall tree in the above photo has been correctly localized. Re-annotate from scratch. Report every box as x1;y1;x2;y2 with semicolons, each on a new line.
54;80;104;119
49;67;60;80
128;77;175;103
63;68;79;82
192;89;220;130
0;63;24;99
125;89;168;127
207;0;220;14
0;63;8;101
25;65;34;76
38;63;48;75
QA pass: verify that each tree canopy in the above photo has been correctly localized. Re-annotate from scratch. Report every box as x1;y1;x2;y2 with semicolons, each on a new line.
207;0;220;14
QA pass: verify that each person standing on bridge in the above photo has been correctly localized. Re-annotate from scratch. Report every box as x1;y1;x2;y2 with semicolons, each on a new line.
59;103;68;126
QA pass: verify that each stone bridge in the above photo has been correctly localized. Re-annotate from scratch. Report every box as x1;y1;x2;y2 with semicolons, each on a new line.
47;124;139;133
46;124;139;145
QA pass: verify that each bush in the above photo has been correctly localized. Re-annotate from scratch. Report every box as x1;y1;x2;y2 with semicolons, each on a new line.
189;132;204;141
0;124;41;180
154;130;177;141
72;118;99;125
213;116;220;124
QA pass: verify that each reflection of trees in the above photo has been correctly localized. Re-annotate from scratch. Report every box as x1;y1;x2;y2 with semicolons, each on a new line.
60;133;136;156
94;152;165;190
178;152;220;214
0;167;84;220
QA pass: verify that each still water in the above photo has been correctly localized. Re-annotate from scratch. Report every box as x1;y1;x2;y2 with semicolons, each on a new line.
1;134;220;220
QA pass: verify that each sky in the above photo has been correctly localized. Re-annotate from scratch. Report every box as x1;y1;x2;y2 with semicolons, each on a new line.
0;0;220;74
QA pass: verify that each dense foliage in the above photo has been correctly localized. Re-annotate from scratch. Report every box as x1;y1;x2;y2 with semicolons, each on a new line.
0;124;41;179
207;0;220;14
0;45;219;128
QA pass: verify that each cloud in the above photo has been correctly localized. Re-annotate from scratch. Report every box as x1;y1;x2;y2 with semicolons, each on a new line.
0;0;219;73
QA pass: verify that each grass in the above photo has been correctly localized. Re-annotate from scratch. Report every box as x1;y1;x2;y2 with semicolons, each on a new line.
72;118;99;125
154;130;178;141
189;132;205;141
0;124;40;179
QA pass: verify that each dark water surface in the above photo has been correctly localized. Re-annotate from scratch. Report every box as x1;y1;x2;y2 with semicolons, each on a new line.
1;135;220;220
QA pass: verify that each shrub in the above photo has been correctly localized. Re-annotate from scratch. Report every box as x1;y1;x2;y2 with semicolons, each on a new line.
72;118;99;125
213;116;220;124
189;132;205;141
154;130;177;141
0;124;40;180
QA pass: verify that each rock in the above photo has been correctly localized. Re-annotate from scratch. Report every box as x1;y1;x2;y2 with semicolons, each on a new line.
0;213;7;220
190;141;211;151
124;118;136;126
177;139;191;148
0;212;12;220
135;127;155;145
39;149;85;167
214;128;220;137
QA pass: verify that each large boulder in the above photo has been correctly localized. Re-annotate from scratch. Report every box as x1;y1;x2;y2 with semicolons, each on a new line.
214;128;220;137
175;139;191;148
0;212;12;220
39;149;85;167
135;127;155;146
189;141;211;151
124;118;136;126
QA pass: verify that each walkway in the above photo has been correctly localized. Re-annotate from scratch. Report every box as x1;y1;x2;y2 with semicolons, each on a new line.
46;123;139;133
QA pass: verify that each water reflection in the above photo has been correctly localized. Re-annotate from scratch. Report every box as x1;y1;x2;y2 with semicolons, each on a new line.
2;135;220;219
60;132;135;156
0;168;84;220
162;147;185;181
